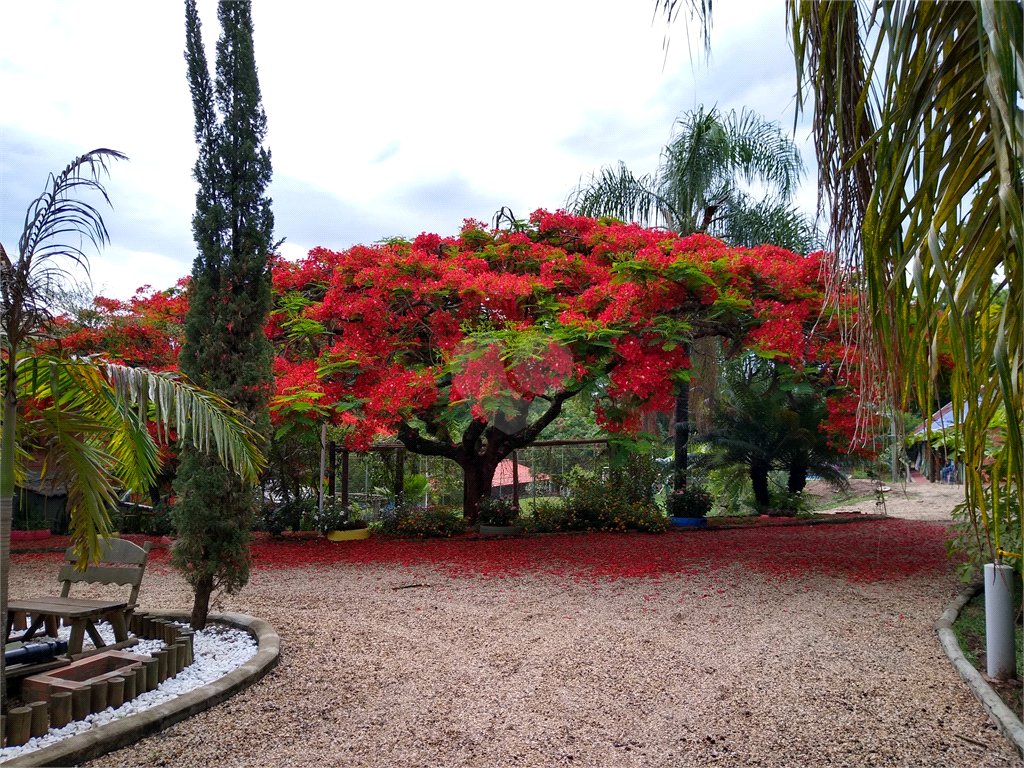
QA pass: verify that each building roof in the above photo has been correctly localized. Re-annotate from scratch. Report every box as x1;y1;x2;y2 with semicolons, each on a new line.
492;458;549;487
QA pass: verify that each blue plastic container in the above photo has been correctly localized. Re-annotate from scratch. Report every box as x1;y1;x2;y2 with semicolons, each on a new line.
670;517;708;528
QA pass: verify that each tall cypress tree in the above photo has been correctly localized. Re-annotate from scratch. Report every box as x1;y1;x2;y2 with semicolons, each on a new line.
174;0;274;629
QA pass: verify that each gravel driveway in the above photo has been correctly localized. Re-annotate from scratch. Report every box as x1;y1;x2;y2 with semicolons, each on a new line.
7;483;1017;767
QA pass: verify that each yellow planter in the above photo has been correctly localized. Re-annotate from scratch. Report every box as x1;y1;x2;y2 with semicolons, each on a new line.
326;528;371;542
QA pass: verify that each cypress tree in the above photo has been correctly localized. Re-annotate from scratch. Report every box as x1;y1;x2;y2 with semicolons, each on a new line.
174;0;274;629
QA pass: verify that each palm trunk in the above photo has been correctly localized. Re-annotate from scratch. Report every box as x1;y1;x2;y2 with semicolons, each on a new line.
1;387;18;715
750;460;771;508
787;462;808;494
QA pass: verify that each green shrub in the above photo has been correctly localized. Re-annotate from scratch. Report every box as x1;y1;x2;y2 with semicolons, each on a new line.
478;497;520;526
142;500;177;536
667;485;713;518
520;461;670;534
520;499;575;533
257;496;315;537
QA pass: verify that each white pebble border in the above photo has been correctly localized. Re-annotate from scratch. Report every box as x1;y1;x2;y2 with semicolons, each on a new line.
0;621;257;763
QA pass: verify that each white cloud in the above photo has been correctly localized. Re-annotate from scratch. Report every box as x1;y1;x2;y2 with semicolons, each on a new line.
0;0;815;299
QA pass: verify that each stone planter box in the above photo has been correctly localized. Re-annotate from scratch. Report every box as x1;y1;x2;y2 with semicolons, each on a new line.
326;528;371;542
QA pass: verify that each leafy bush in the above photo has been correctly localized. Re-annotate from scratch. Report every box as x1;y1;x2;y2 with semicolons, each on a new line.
374;504;465;538
520;458;670;534
257;496;315;537
478;497;520;526
667;485;713;518
520;499;573;533
763;488;810;517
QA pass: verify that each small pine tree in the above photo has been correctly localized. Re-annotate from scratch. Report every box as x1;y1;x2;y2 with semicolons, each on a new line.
174;0;274;629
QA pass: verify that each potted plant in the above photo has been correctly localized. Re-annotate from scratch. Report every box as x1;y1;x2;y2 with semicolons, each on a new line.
478;497;522;536
315;501;370;542
667;485;712;528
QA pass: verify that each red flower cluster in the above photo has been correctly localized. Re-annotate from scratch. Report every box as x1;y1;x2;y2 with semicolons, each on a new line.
54;211;863;450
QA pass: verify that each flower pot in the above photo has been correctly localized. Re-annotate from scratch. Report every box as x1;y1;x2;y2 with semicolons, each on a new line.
327;528;371;542
670;517;707;528
478;525;522;536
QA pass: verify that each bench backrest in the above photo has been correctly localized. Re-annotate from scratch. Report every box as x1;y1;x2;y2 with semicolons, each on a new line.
58;538;152;610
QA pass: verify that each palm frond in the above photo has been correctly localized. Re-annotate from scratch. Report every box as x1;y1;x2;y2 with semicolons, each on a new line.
1;149;127;352
566;162;673;228
104;363;266;483
791;0;1022;565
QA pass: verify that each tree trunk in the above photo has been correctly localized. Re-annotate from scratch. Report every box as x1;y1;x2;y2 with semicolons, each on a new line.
190;574;214;630
461;459;495;525
750;460;771;508
673;376;690;492
787;462;808;494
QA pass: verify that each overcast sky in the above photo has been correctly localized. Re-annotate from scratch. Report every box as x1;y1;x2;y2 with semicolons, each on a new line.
1;1;818;300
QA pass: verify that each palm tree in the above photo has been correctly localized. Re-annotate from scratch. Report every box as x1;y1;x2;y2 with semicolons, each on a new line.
0;151;266;711
789;2;1022;572
567;106;816;252
567;106;818;500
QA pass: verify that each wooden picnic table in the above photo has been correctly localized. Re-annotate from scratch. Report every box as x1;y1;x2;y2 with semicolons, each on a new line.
6;597;128;656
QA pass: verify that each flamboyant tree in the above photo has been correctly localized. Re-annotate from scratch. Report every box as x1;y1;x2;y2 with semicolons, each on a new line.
60;212;859;525
268;210;850;522
175;0;275;629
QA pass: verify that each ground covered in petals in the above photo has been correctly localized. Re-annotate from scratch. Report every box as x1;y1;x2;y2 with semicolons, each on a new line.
9;512;1016;767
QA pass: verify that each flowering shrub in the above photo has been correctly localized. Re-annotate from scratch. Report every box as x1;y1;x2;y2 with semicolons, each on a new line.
521;491;670;534
375;504;465;538
520;500;572;533
311;501;367;534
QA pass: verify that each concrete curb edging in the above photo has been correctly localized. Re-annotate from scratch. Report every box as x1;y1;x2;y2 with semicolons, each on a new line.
3;611;280;767
935;581;1024;758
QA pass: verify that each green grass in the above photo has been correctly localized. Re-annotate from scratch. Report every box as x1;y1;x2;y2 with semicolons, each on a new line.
516;496;565;515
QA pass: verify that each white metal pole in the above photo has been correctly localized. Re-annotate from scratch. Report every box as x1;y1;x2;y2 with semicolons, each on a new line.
985;562;1016;679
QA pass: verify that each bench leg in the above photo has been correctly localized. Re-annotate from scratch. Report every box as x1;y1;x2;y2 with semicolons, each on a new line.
107;610;129;643
68;619;87;656
12;611;27;631
44;616;59;638
85;620;106;650
22;614;46;643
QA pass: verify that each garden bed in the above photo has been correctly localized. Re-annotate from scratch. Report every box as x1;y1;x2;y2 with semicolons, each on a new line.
953;589;1024;714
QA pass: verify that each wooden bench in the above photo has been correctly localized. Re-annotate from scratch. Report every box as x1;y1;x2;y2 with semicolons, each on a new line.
6;538;151;659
